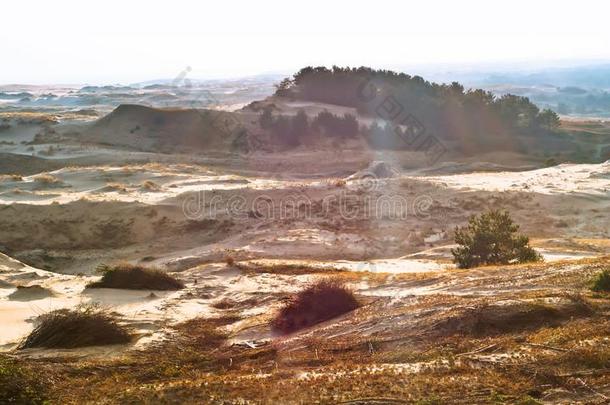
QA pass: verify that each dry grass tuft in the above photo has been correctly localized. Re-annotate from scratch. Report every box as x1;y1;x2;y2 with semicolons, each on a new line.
88;263;184;290
32;173;61;184
0;174;23;182
141;180;161;191
434;299;594;337
19;304;131;349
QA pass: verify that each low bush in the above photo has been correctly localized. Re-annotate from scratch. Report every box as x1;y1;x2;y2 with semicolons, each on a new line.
88;263;184;290
451;209;542;269
434;299;593;337
19;304;131;349
591;269;610;292
272;279;359;334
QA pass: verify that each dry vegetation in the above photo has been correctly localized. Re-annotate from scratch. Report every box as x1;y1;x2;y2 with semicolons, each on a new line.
272;279;360;334
19;304;131;349
7;256;605;404
87;263;184;290
591;268;610;292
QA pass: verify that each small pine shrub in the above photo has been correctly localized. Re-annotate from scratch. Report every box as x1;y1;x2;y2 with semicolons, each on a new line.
591;269;610;292
451;210;542;269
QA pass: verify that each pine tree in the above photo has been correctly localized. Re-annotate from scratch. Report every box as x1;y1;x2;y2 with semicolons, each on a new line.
451;210;542;269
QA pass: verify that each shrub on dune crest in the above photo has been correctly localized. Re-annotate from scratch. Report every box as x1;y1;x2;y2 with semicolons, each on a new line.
272;279;359;334
87;263;184;290
19;304;131;349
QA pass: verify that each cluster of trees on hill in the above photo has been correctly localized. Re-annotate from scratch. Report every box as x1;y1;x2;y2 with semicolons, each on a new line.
274;66;560;142
259;107;360;146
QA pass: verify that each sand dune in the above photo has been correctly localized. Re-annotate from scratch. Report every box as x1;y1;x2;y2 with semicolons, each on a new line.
84;104;247;153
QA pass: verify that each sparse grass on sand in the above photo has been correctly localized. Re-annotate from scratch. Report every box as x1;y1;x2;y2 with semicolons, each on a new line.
32;173;61;184
0;174;23;182
591;268;610;292
140;180;161;191
87;263;184;290
272;279;360;334
0;355;47;404
19;304;131;349
12;258;610;403
236;261;347;275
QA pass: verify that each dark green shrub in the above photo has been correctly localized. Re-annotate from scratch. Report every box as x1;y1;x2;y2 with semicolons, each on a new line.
591;269;610;292
451;210;542;269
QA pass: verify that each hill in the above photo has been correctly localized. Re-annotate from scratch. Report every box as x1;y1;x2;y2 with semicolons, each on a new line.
238;66;610;163
85;104;248;153
78;71;607;164
0;153;63;175
273;66;560;142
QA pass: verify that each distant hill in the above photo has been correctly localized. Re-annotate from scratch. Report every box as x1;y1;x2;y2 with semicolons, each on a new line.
271;67;561;148
86;104;248;153
79;71;603;163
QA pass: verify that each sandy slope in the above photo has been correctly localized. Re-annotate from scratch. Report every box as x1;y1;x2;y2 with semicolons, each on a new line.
3;96;610;403
0;110;609;403
1;157;609;354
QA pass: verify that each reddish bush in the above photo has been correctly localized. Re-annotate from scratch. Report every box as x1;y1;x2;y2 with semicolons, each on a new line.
272;279;359;334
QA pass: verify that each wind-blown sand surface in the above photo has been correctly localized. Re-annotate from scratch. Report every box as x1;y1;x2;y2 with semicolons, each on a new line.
423;161;610;195
1;160;609;353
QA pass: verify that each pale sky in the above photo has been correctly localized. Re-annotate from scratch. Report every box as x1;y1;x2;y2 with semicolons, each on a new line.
2;0;610;84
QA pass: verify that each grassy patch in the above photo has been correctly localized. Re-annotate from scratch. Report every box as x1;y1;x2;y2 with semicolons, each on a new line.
19;304;131;349
173;316;234;349
0;355;47;404
591;268;610;292
88;263;184;290
434;299;593;337
272;279;360;334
